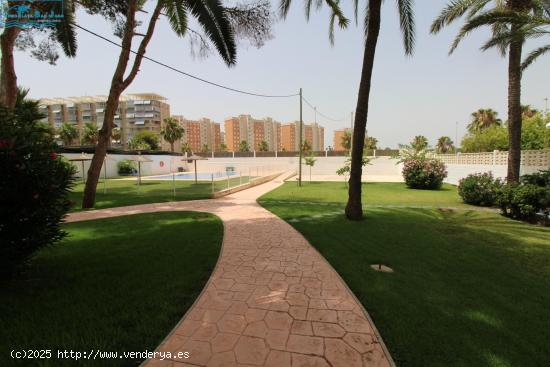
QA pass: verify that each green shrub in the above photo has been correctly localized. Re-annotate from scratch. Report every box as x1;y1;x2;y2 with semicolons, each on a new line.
402;158;447;190
458;172;502;206
497;183;550;222
128;130;159;150
520;169;550;187
0;96;75;278
117;159;136;175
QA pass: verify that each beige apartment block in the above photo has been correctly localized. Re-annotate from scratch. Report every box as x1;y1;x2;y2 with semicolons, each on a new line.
173;115;221;152
224;115;282;152
333;128;352;151
39;93;170;148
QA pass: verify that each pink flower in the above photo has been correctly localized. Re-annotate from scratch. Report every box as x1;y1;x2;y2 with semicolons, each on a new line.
50;152;58;160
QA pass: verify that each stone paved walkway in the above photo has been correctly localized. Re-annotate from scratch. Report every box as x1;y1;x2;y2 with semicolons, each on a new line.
67;176;393;367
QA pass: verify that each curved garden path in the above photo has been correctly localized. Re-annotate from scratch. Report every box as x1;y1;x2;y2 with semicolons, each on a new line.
67;176;393;367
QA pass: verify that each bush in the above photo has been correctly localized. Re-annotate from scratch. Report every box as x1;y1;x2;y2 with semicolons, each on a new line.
497;183;550;222
520;169;550;187
117;159;136;175
129;130;159;150
0;95;75;278
458;172;502;206
402;158;447;190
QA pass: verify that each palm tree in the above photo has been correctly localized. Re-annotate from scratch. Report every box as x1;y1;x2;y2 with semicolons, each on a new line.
219;142;227;151
281;0;401;220
161;117;184;152
365;136;378;150
82;123;99;145
431;0;549;183
82;0;237;208
436;136;455;154
411;135;429;152
201;144;210;153
467;108;502;133
302;140;312;153
257;140;269;152
239;140;250;152
58;123;78;146
181;142;192;155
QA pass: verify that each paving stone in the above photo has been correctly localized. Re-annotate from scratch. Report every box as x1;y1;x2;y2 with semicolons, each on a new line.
234;336;269;366
286;335;324;356
68;178;392;367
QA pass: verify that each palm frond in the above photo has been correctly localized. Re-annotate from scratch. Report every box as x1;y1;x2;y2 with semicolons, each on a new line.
163;0;188;36
522;44;550;69
54;0;77;57
185;0;237;65
279;0;292;19
324;0;349;29
396;0;415;55
430;0;487;34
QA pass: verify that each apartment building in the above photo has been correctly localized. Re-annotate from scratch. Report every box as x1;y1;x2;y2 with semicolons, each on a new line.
280;122;325;151
333;128;353;151
39;93;170;147
172;116;221;152
224;115;282;152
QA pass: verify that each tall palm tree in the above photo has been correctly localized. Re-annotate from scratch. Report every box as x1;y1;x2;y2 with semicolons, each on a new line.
82;0;237;208
431;0;549;183
436;136;455;153
467;108;502;133
343;0;415;220
411;135;429;152
161;117;185;152
281;0;413;220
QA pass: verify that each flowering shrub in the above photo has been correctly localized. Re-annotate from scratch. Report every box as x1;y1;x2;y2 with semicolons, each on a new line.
458;172;502;206
0;96;75;278
402;158;447;190
497;183;550;222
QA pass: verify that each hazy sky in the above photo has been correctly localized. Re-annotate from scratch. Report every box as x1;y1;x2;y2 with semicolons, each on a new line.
15;1;550;148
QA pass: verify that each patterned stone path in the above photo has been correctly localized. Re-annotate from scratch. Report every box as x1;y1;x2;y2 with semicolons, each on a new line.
67;176;393;367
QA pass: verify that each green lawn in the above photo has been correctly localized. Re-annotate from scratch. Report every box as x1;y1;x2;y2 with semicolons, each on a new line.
259;182;550;367
260;182;475;208
0;212;223;367
69;176;249;211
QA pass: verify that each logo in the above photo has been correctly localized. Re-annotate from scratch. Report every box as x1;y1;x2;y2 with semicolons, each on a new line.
1;0;64;29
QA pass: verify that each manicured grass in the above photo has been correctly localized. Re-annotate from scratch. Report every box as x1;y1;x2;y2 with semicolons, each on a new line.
0;212;223;367
69;176;249;211
260;182;475;208
259;184;550;367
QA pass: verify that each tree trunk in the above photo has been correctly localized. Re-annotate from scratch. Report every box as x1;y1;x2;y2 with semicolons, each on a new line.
170;142;174;152
345;0;382;220
81;0;162;208
0;26;21;109
506;26;523;183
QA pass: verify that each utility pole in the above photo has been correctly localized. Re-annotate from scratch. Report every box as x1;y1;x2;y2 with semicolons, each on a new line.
298;88;303;187
455;121;458;149
545;97;548;116
314;107;317;124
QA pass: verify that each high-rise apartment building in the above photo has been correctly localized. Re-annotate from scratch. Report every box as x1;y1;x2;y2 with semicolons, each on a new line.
172;115;221;152
280;122;325;151
39;93;170;147
224;115;282;152
333;128;352;151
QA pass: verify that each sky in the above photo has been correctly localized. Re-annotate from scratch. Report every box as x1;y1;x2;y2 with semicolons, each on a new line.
13;0;550;149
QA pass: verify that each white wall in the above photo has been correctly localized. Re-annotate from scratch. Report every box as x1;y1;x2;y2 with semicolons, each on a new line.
444;164;546;185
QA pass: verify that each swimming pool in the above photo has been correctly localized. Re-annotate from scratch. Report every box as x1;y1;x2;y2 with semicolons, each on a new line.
145;172;238;180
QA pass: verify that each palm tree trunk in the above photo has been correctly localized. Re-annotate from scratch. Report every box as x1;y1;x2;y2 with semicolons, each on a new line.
0;26;21;109
82;0;162;208
170;142;174;152
345;0;382;220
506;27;523;183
